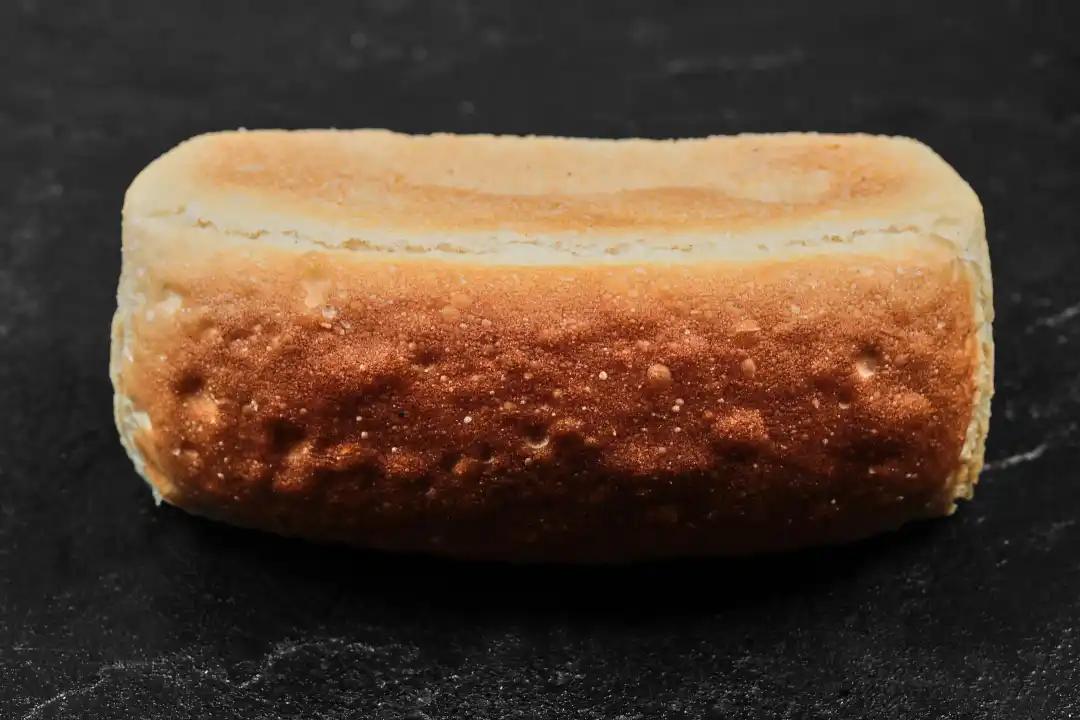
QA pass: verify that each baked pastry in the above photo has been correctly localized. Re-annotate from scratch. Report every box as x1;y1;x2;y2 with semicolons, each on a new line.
110;130;993;562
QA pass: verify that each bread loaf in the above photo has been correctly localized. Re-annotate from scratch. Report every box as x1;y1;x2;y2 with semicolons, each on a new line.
110;130;994;562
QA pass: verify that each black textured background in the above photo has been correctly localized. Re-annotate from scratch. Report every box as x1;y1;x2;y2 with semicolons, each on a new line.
3;1;1080;718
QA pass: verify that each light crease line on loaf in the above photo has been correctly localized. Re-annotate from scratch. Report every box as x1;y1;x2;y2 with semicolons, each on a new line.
131;208;955;263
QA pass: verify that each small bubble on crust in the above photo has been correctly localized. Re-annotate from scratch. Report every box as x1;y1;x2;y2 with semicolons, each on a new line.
734;318;761;333
524;424;550;449
733;319;762;348
646;363;673;389
187;395;219;425
741;357;757;378
856;352;879;379
302;280;330;309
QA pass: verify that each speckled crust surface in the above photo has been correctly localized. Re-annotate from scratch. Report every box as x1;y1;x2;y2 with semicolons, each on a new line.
110;131;991;561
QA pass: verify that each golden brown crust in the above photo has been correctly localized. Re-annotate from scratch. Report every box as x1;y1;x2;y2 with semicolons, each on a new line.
123;130;983;253
111;130;993;562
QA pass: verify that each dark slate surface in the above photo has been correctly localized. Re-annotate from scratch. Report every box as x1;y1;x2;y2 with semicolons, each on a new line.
2;0;1079;717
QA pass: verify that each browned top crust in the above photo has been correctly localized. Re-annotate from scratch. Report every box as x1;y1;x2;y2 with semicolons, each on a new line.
124;130;982;248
